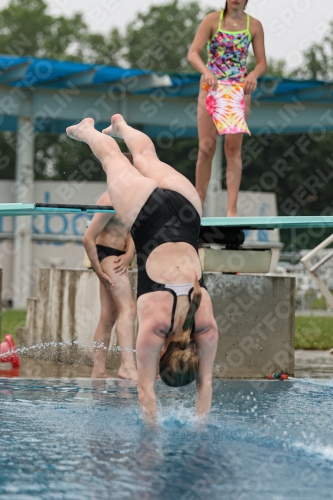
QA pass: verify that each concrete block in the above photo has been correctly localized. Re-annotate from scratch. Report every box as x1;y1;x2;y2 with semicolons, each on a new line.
21;269;295;379
22;268;138;370
26;298;37;346
199;248;272;273
205;274;295;378
16;327;28;347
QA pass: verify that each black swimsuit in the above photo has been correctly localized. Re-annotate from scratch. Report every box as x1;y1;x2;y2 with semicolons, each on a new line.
130;188;205;332
96;244;125;263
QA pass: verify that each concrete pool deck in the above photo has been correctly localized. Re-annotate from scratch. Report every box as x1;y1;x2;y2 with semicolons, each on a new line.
1;350;332;379
295;349;333;378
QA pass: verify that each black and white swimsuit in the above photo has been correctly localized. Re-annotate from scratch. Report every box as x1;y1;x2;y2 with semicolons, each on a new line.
130;188;206;333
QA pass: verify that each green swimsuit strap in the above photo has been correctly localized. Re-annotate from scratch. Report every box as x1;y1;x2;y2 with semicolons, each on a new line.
218;9;224;31
246;13;250;33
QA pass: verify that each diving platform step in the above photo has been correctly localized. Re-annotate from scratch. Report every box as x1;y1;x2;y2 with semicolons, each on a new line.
199;248;272;274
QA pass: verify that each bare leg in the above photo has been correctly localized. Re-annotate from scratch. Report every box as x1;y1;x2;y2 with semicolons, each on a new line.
136;325;165;425
196;85;251;216
101;257;137;380
66;118;157;228
224;95;251;217
224;134;243;217
103;114;202;216
116;307;137;380
91;282;117;379
196;83;218;207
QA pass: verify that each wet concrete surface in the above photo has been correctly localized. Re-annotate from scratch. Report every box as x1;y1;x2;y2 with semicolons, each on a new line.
0;358;118;379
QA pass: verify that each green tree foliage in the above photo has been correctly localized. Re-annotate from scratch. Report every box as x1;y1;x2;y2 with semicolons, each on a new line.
0;133;16;179
77;29;124;67
0;0;88;60
292;21;333;80
124;0;204;72
241;131;333;249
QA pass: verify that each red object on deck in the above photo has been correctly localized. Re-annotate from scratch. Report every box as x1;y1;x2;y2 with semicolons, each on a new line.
0;366;19;377
0;334;20;368
268;372;289;380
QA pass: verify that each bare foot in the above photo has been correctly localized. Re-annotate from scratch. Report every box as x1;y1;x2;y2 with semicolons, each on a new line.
91;369;109;379
118;365;138;381
66;117;95;142
227;211;238;217
102;114;126;139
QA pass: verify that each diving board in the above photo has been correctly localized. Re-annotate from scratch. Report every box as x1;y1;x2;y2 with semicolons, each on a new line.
1;204;333;229
0;203;115;217
202;216;333;229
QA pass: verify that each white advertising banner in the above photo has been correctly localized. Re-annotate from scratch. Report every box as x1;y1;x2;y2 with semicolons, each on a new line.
0;180;107;303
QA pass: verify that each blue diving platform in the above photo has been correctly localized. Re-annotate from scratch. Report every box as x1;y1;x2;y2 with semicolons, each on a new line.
1;204;333;229
0;203;115;217
201;216;333;229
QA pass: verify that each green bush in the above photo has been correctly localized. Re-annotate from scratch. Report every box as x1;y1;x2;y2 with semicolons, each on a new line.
1;310;26;342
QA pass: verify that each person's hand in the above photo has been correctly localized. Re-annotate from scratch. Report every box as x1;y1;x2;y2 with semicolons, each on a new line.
244;71;257;95
96;271;114;290
202;70;218;90
113;254;132;276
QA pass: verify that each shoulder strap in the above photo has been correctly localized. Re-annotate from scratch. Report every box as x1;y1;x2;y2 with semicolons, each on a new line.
246;14;250;31
218;10;224;31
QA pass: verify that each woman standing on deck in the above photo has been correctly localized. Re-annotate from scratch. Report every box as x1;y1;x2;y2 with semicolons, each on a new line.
187;0;267;215
83;188;137;381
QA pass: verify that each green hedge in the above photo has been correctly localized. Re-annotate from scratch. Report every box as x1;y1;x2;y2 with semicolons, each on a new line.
295;316;333;350
1;310;26;342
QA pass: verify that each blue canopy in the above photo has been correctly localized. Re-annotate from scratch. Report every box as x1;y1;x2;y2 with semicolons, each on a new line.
1;55;333;136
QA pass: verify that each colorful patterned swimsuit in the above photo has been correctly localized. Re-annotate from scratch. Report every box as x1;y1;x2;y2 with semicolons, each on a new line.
204;10;252;135
207;9;251;83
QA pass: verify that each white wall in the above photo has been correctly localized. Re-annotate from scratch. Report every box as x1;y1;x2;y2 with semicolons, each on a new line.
0;180;107;303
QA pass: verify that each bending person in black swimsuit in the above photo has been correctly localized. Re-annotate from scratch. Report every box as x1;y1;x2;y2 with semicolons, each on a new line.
83;188;137;380
67;114;218;424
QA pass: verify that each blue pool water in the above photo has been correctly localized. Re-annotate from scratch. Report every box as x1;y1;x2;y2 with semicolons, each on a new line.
1;378;333;500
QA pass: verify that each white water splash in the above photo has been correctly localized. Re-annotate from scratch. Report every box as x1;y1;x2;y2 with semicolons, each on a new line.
294;441;333;462
290;377;333;388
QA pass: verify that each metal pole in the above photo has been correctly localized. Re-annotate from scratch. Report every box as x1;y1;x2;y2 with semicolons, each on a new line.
205;135;223;217
13;116;35;309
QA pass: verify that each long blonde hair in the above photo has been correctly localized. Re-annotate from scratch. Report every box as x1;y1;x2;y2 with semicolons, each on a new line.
159;275;202;387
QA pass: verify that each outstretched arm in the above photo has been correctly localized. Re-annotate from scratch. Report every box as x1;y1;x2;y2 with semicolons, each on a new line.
83;212;115;288
194;326;218;421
